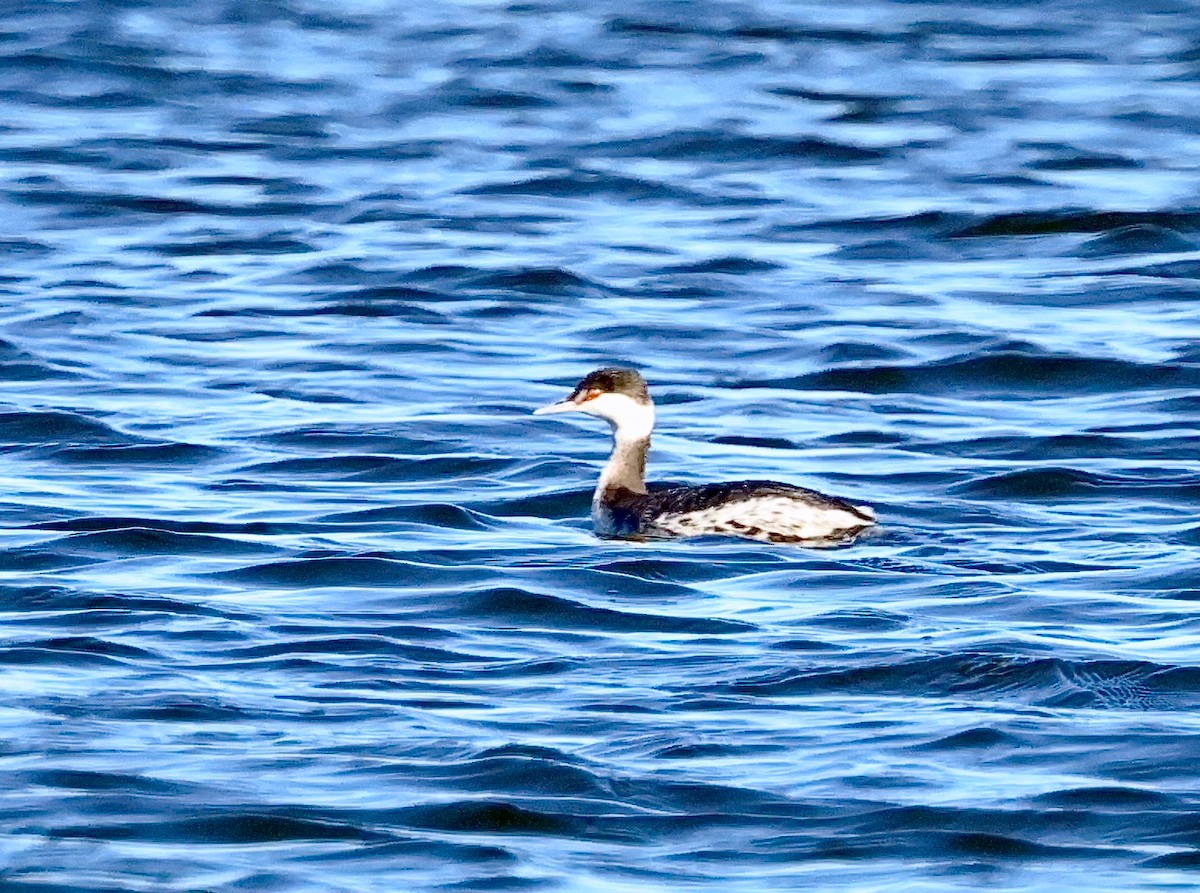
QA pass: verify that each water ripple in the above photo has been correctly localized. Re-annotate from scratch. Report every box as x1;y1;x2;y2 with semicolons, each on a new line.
4;0;1200;890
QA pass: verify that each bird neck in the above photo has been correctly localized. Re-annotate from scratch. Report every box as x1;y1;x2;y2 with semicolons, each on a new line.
597;432;650;497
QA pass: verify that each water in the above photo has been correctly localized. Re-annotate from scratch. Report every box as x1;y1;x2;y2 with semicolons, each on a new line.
3;1;1200;890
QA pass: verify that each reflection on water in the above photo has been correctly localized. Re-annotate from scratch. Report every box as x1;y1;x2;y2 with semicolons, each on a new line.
3;0;1200;890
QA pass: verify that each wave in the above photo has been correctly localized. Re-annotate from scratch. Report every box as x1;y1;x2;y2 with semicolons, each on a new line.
47;527;280;557
319;503;497;530
741;350;1200;396
28;517;314;536
464;171;719;203
710;652;1192;709
448;587;753;634
0;410;129;444
1073;224;1195;257
957;467;1200;502
211;557;490;588
239;454;512;482
48;442;222;464
587;129;888;163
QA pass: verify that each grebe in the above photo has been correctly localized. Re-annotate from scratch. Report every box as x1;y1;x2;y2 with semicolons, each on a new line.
533;368;875;545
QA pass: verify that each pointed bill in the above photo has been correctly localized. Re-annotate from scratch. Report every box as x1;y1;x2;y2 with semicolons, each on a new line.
532;399;581;416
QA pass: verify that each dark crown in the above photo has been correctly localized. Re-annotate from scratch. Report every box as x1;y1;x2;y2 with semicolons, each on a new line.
571;367;650;403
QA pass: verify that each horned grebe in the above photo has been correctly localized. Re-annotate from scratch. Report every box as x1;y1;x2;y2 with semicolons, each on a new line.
534;368;876;545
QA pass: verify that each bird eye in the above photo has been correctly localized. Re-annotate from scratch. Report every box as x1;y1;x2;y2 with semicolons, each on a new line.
585;388;603;400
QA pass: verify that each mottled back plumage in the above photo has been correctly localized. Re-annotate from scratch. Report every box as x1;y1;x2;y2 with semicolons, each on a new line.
600;481;874;544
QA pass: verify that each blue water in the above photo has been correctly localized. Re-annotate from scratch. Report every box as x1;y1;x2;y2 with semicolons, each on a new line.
3;1;1200;890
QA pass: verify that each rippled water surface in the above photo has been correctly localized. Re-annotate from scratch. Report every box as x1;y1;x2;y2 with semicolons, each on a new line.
4;1;1200;890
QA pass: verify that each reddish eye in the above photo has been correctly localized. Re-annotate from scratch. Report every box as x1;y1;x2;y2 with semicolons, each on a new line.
572;387;604;404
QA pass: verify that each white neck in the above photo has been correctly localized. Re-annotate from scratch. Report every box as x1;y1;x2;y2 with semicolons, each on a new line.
583;392;655;443
579;392;655;497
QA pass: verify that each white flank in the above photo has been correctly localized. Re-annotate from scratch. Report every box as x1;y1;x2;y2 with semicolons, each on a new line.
651;496;871;541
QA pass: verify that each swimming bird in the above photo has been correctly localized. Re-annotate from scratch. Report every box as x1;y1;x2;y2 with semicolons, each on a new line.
533;368;875;545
